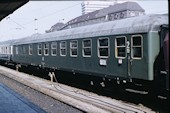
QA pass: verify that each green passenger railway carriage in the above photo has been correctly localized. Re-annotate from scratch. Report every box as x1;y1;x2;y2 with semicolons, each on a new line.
0;14;169;98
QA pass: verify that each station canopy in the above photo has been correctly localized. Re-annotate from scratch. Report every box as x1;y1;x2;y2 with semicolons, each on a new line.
0;0;28;21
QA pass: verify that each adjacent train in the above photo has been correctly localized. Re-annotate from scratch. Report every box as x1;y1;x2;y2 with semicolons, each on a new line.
0;14;169;98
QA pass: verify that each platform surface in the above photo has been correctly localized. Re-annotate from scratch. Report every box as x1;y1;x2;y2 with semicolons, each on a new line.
0;65;155;113
0;83;46;113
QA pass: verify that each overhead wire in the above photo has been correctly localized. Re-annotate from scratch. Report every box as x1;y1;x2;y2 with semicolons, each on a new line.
1;2;82;38
22;2;82;26
1;1;168;41
22;2;56;16
6;17;25;29
38;2;81;20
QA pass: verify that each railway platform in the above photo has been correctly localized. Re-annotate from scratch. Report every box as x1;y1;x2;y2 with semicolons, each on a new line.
0;83;46;113
0;65;155;113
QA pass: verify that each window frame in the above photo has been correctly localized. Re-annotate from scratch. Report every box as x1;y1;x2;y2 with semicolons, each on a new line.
22;45;26;55
44;43;49;56
51;42;57;56
70;40;78;57
60;41;67;56
8;47;11;55
2;47;5;54
82;39;92;57
37;43;42;56
97;37;110;58
0;47;1;54
29;44;33;55
5;47;7;54
131;35;143;59
15;46;18;55
115;36;127;59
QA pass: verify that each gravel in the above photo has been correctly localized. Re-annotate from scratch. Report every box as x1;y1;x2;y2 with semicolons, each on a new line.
0;74;84;113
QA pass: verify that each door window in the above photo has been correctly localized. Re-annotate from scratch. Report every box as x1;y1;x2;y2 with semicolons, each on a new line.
131;35;143;59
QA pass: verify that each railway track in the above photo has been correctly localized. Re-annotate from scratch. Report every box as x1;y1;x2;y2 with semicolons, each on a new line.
52;84;151;113
0;65;155;113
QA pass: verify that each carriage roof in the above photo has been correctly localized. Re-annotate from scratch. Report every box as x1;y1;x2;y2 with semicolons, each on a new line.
2;14;169;45
0;40;15;46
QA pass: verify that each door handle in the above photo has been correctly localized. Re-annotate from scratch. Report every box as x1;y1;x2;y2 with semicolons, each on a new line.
128;56;133;65
130;59;133;65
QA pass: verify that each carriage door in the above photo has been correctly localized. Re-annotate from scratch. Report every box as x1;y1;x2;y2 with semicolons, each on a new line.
130;35;143;79
115;35;143;80
115;36;130;78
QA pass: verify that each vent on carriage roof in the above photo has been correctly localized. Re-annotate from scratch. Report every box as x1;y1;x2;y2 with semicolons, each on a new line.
46;1;145;33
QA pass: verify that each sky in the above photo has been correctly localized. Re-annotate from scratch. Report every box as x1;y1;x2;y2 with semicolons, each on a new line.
0;0;168;42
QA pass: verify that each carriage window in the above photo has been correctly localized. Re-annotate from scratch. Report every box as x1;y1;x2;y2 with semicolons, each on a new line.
6;47;8;54
115;37;126;58
29;44;33;55
51;42;57;56
8;47;11;54
5;47;7;54
70;40;78;57
83;39;92;57
22;46;26;54
15;46;18;55
98;38;109;58
131;35;143;59
1;47;3;54
4;47;6;54
60;41;67;56
2;47;4;54
38;43;42;55
0;47;1;54
44;43;49;56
